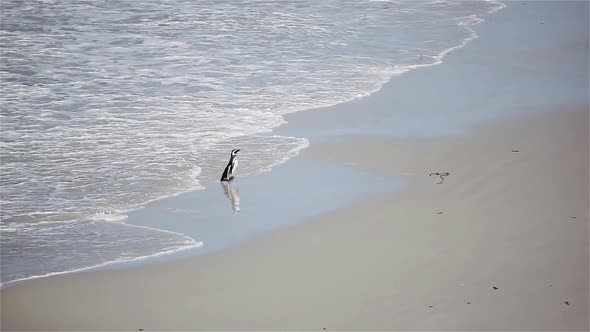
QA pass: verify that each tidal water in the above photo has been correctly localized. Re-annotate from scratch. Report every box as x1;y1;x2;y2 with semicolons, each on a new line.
0;0;504;285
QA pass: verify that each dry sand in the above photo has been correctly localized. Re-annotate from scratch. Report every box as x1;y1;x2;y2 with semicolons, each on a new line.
2;1;589;331
1;107;588;331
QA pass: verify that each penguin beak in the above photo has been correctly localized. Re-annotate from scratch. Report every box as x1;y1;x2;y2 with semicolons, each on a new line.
235;149;240;153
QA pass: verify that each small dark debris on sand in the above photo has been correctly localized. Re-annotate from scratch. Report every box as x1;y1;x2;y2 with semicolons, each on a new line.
139;329;143;331
492;286;499;290
467;301;471;304
428;305;433;308
323;328;326;331
571;216;577;219
512;149;520;152
429;172;450;184
564;301;570;306
436;212;443;215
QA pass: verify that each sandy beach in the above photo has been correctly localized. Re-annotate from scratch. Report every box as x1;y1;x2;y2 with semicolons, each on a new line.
1;1;588;331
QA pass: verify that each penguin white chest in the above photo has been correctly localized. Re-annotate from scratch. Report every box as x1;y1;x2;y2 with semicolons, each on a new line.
231;158;238;174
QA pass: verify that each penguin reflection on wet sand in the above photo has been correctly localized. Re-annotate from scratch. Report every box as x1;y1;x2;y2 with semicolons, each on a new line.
220;149;240;182
221;181;240;214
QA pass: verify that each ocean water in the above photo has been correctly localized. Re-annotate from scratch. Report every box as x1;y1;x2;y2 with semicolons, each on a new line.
0;0;505;285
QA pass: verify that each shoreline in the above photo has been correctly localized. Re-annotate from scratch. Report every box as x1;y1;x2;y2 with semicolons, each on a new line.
0;0;505;288
1;148;403;288
2;1;588;330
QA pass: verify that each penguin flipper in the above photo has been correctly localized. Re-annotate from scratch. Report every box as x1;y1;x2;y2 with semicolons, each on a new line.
220;165;231;181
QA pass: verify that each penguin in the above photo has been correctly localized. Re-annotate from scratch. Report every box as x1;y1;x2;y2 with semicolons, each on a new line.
220;149;240;182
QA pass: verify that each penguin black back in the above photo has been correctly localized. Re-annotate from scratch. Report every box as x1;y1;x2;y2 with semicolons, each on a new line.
220;149;240;181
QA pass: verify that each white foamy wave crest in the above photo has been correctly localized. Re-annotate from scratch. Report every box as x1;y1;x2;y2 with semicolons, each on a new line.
486;0;508;14
1;239;203;288
0;219;203;286
90;210;129;223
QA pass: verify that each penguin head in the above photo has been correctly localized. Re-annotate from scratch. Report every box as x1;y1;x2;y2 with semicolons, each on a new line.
231;149;240;156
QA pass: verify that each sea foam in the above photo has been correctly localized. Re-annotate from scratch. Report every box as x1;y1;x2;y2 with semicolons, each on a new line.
0;0;505;284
